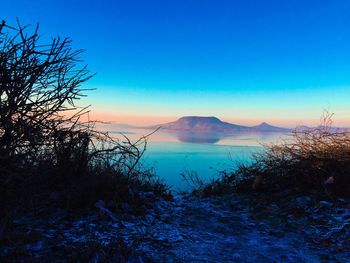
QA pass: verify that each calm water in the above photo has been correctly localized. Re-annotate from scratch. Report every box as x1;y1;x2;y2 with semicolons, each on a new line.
109;127;287;191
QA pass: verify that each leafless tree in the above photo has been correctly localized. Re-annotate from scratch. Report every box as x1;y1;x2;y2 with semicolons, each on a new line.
0;20;159;185
0;19;93;168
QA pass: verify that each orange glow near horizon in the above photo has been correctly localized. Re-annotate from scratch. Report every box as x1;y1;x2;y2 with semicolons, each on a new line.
88;111;178;126
87;110;350;128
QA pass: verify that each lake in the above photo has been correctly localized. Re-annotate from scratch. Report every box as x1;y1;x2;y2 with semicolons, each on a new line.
109;127;288;191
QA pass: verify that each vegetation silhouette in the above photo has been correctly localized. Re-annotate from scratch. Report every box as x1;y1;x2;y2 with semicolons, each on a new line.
202;112;350;199
0;20;167;244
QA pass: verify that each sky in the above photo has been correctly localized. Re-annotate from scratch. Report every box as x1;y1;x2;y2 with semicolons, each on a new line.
2;0;350;127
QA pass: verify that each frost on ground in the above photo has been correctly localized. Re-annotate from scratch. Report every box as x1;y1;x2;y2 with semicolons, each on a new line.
2;195;350;262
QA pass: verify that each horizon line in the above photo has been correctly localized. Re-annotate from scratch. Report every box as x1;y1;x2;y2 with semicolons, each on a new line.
88;114;350;129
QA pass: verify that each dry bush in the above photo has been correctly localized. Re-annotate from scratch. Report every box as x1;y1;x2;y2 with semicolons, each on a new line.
0;20;167;225
0;20;92;169
203;113;350;198
0;20;168;258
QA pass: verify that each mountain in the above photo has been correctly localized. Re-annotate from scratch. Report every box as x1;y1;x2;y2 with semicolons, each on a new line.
156;116;248;133
250;122;290;132
148;116;291;133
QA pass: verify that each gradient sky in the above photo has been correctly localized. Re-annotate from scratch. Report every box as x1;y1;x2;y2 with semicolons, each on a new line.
2;0;350;127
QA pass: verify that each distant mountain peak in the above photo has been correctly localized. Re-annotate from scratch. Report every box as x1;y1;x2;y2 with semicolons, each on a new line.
251;122;290;132
179;116;219;120
177;116;222;123
259;122;269;126
254;122;273;127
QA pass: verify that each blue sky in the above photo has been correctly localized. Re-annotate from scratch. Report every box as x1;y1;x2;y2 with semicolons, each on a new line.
2;0;350;126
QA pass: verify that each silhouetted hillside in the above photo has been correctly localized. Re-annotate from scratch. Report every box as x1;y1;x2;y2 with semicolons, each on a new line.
148;116;291;133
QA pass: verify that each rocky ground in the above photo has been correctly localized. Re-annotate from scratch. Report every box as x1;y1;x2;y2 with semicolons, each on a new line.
1;194;350;262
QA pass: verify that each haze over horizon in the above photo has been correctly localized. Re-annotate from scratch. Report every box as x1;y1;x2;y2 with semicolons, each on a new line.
97;115;350;130
3;0;350;127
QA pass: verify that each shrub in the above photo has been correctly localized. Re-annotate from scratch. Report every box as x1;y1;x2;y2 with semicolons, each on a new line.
203;113;350;198
0;20;167;225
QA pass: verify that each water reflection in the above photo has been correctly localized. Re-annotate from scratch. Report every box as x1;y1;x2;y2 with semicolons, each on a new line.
107;127;289;146
175;132;222;144
102;125;289;190
167;130;288;146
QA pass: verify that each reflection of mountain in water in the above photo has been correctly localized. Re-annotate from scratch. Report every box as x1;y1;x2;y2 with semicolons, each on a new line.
176;132;223;144
172;131;288;144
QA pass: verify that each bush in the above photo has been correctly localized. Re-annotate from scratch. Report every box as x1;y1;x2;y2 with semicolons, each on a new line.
202;113;350;198
0;20;168;240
